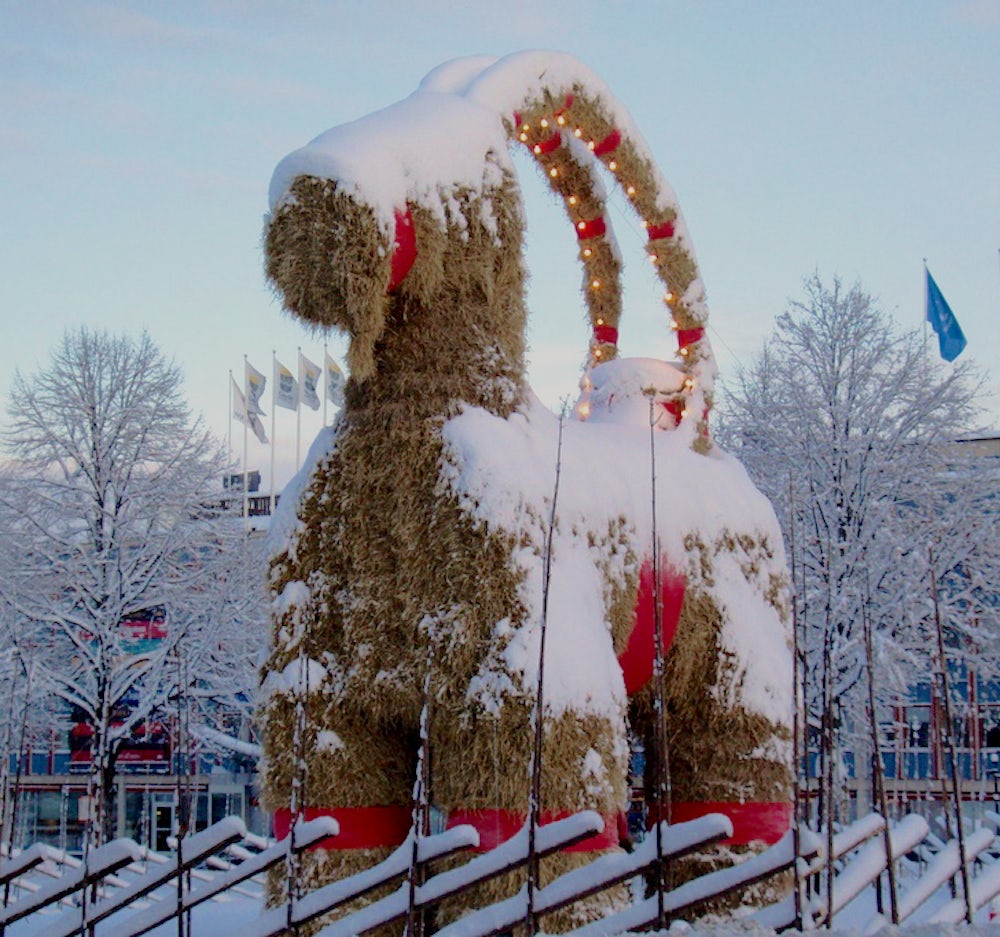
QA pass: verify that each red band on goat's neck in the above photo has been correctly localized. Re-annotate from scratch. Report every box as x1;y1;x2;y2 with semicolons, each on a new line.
388;209;416;293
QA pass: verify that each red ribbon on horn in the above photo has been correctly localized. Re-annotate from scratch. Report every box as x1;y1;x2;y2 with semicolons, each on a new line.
593;129;621;156
532;132;562;155
576;217;607;240
593;324;619;345
646;220;675;241
676;327;704;350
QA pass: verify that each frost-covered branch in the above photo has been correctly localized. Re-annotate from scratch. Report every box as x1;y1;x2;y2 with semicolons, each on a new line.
0;328;266;842
718;273;995;739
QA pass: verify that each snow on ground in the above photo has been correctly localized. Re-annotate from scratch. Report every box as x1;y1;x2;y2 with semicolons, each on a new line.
672;927;1000;937
8;860;1000;936
3;896;254;936
9;894;1000;936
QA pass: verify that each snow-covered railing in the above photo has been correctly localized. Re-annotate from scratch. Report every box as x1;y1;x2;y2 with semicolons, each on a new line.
43;816;249;937
0;842;52;887
435;813;735;937
307;812;608;937
6;810;1000;934
751;812;1000;934
866;826;997;932
752;813;890;930
0;848;81;918
752;814;929;931
245;822;482;937
928;857;1000;924
0;816;336;935
571;826;823;937
802;814;930;927
0;837;144;928
111;817;337;937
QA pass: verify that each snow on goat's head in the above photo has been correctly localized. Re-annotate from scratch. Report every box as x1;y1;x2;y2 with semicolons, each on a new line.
264;88;518;382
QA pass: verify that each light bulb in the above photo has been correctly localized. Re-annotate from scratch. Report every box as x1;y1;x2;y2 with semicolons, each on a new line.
596;317;605;326
568;195;577;206
578;401;591;418
591;279;601;288
549;167;559;178
648;254;658;264
594;347;603;358
588;141;596;151
574;128;583;138
577;221;586;231
680;347;689;356
519;132;528;143
608;160;617;171
680;408;689;418
533;145;542;155
626;186;636;196
540;118;549;128
557;115;566;126
664;292;674;304
582;247;592;258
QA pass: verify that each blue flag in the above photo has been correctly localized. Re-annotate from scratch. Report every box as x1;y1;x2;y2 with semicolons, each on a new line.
925;267;967;362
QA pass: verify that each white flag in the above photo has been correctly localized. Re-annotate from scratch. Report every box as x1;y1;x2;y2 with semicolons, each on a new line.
274;359;298;411
325;352;345;407
231;376;247;421
245;360;267;416
232;377;268;444
299;352;321;411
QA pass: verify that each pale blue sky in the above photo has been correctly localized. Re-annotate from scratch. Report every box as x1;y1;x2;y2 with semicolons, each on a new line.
2;1;998;487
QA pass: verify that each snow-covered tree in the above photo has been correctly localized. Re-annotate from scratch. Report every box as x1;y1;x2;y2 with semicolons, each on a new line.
179;530;268;772
718;274;996;745
0;327;247;843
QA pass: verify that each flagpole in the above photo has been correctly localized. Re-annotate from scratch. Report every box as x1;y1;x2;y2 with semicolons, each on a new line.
922;258;929;356
296;345;303;472
323;342;328;427
271;350;278;517
227;369;233;467
242;355;250;530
